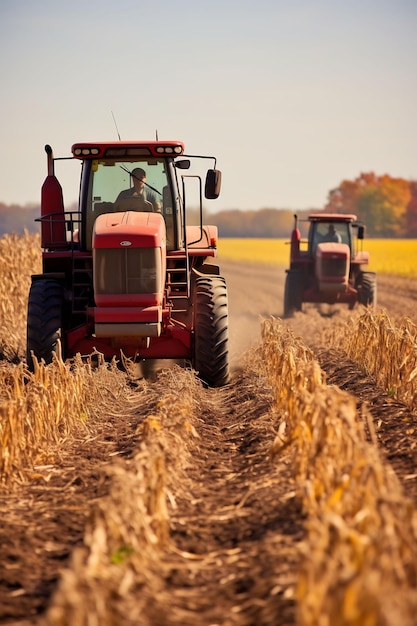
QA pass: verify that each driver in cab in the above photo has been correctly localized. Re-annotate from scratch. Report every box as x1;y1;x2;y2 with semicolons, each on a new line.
325;224;342;243
116;167;161;212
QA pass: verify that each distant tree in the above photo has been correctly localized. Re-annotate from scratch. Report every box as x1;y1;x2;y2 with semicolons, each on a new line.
212;209;247;236
405;181;417;236
212;208;298;237
357;186;390;235
256;208;296;237
0;201;80;236
327;173;412;236
0;203;40;235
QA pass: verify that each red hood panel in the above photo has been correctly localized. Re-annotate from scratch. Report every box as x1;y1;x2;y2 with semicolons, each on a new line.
93;211;166;249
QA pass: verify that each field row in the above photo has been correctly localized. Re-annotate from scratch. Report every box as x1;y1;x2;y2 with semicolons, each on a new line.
1;233;417;624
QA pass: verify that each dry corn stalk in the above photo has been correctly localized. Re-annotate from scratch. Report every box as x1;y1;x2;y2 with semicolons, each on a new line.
261;317;417;626
0;232;41;360
46;368;203;626
0;352;133;487
331;310;417;412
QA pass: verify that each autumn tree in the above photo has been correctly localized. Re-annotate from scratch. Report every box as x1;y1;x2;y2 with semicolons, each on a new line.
327;173;412;236
405;181;417;237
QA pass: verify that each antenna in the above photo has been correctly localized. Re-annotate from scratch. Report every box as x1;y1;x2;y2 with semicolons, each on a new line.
156;129;159;140
111;111;121;140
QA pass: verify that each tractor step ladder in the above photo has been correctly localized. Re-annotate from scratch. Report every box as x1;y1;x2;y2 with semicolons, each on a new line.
71;254;93;314
166;252;189;312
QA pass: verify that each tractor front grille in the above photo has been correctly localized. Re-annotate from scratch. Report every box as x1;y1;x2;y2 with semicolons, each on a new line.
94;247;161;297
320;257;348;278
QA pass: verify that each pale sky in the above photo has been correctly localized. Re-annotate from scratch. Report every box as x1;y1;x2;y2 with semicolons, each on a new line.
1;0;416;213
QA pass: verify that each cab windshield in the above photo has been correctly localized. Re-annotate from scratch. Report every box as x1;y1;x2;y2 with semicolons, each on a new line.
91;159;167;206
310;221;351;253
84;159;174;248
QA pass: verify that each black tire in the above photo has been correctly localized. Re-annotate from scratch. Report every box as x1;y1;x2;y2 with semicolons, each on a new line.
192;275;229;387
26;279;65;370
283;270;303;318
357;271;377;307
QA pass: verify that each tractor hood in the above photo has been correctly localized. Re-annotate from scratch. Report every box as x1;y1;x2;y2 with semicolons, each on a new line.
92;211;166;308
93;211;166;249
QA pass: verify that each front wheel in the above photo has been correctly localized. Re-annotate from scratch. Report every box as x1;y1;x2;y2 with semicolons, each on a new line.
192;276;229;387
26;279;65;370
283;270;303;318
357;271;377;308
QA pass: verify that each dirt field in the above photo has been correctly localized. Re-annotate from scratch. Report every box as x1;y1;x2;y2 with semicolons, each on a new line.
1;260;417;625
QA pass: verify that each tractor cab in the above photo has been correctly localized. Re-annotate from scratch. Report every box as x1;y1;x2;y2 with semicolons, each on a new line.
49;142;219;254
40;141;221;253
80;156;175;250
307;214;357;256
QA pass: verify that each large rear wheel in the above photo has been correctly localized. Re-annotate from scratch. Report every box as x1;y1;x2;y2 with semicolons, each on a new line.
192;275;229;387
26;279;65;370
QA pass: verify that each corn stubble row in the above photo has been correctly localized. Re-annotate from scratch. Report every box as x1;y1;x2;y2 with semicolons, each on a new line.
46;370;208;626
34;315;417;626
0;232;41;360
1;233;417;624
261;317;417;626
0;351;132;485
335;309;417;412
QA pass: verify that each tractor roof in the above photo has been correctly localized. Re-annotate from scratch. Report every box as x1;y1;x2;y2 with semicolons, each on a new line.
71;141;185;159
308;212;357;223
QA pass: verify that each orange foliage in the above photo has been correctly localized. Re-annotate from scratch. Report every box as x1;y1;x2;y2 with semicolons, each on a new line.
326;172;413;236
406;181;417;236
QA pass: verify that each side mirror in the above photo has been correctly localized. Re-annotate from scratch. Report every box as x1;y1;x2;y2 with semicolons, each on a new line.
357;225;365;240
205;169;222;199
175;159;191;170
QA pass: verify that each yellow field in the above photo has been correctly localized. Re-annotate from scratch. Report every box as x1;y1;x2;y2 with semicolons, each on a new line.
218;238;417;278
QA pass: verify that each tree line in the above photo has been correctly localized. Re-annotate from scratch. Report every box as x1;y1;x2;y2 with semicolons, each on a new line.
1;172;416;238
212;172;417;238
326;172;417;237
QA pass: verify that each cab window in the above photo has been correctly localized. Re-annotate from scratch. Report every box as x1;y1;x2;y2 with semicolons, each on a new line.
310;222;351;254
84;159;174;249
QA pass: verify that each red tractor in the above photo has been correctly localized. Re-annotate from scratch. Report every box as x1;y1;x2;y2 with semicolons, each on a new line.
26;140;229;387
284;212;376;317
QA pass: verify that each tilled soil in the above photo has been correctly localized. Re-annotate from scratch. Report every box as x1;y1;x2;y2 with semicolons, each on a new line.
1;261;416;625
